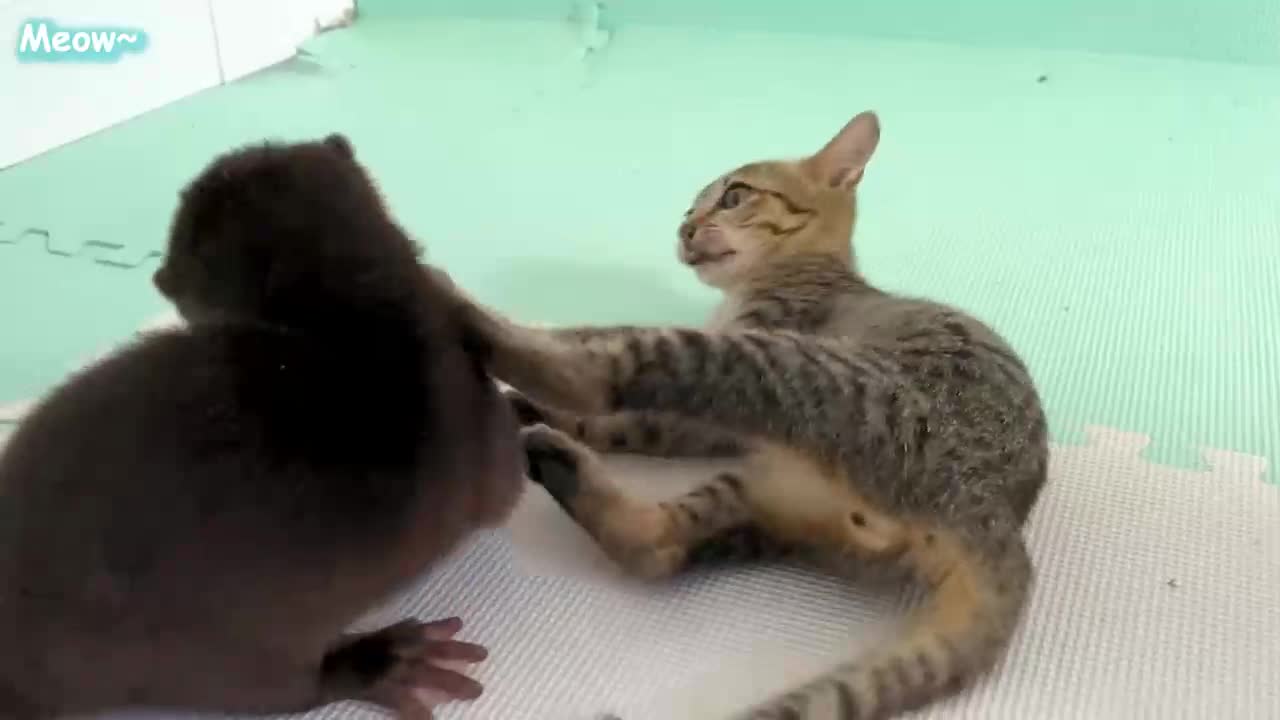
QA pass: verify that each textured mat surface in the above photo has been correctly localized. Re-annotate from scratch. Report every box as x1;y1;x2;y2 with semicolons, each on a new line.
2;314;1275;720
51;427;1280;720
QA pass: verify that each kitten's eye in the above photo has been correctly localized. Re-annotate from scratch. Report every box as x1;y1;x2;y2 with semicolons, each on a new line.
718;187;745;210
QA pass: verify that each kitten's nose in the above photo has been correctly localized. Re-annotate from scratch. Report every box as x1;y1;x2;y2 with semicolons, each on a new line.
679;221;696;249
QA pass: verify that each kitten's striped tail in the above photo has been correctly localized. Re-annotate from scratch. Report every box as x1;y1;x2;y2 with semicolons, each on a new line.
741;527;1032;720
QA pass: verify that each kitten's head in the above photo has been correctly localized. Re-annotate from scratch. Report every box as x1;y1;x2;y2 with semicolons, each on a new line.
677;111;880;290
153;134;422;326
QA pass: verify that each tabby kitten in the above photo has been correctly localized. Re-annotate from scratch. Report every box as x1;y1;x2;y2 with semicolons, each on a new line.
457;111;1048;720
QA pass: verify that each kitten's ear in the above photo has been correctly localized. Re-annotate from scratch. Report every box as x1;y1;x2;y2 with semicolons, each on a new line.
803;111;880;191
323;133;355;160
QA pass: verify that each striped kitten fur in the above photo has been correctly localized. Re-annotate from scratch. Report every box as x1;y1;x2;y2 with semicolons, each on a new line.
452;111;1048;720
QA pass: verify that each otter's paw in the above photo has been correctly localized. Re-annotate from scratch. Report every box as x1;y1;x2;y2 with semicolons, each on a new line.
324;617;488;719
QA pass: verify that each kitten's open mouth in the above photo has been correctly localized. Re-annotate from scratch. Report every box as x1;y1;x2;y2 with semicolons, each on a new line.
689;251;736;267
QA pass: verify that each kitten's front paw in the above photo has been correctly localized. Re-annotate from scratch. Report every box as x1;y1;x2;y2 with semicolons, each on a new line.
521;424;588;508
524;341;611;417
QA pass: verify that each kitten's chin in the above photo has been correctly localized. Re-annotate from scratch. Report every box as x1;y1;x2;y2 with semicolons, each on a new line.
689;255;740;288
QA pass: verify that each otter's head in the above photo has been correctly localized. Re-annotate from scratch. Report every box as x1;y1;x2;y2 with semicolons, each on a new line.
153;134;421;328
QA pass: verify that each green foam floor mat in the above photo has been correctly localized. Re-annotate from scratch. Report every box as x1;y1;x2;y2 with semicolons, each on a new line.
2;9;1278;477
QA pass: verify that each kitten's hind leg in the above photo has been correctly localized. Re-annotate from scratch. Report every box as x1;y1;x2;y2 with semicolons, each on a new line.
504;387;746;459
521;424;760;578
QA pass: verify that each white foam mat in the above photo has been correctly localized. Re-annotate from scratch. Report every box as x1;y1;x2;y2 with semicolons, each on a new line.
359;428;1280;720
83;425;1277;720
5;315;1276;719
